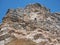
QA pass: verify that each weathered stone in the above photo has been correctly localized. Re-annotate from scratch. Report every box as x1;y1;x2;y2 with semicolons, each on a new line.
0;3;60;45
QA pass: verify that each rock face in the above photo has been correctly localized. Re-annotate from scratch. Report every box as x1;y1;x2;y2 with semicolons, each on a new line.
0;3;60;45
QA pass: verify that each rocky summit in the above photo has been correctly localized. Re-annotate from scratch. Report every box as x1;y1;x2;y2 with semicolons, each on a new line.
0;3;60;45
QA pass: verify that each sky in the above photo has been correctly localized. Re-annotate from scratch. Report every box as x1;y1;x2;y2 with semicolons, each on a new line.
0;0;60;23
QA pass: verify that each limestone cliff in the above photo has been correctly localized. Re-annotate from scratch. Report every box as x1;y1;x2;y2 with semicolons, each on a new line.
0;3;60;45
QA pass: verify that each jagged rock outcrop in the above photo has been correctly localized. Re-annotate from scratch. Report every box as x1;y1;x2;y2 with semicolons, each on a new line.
0;3;60;45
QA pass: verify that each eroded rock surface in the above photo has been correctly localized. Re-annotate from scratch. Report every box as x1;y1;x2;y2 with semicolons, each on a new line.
0;3;60;45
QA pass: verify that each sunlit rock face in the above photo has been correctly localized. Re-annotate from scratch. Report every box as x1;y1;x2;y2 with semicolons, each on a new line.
0;3;60;45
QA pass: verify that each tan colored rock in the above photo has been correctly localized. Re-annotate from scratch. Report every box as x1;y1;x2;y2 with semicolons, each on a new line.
6;39;37;45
